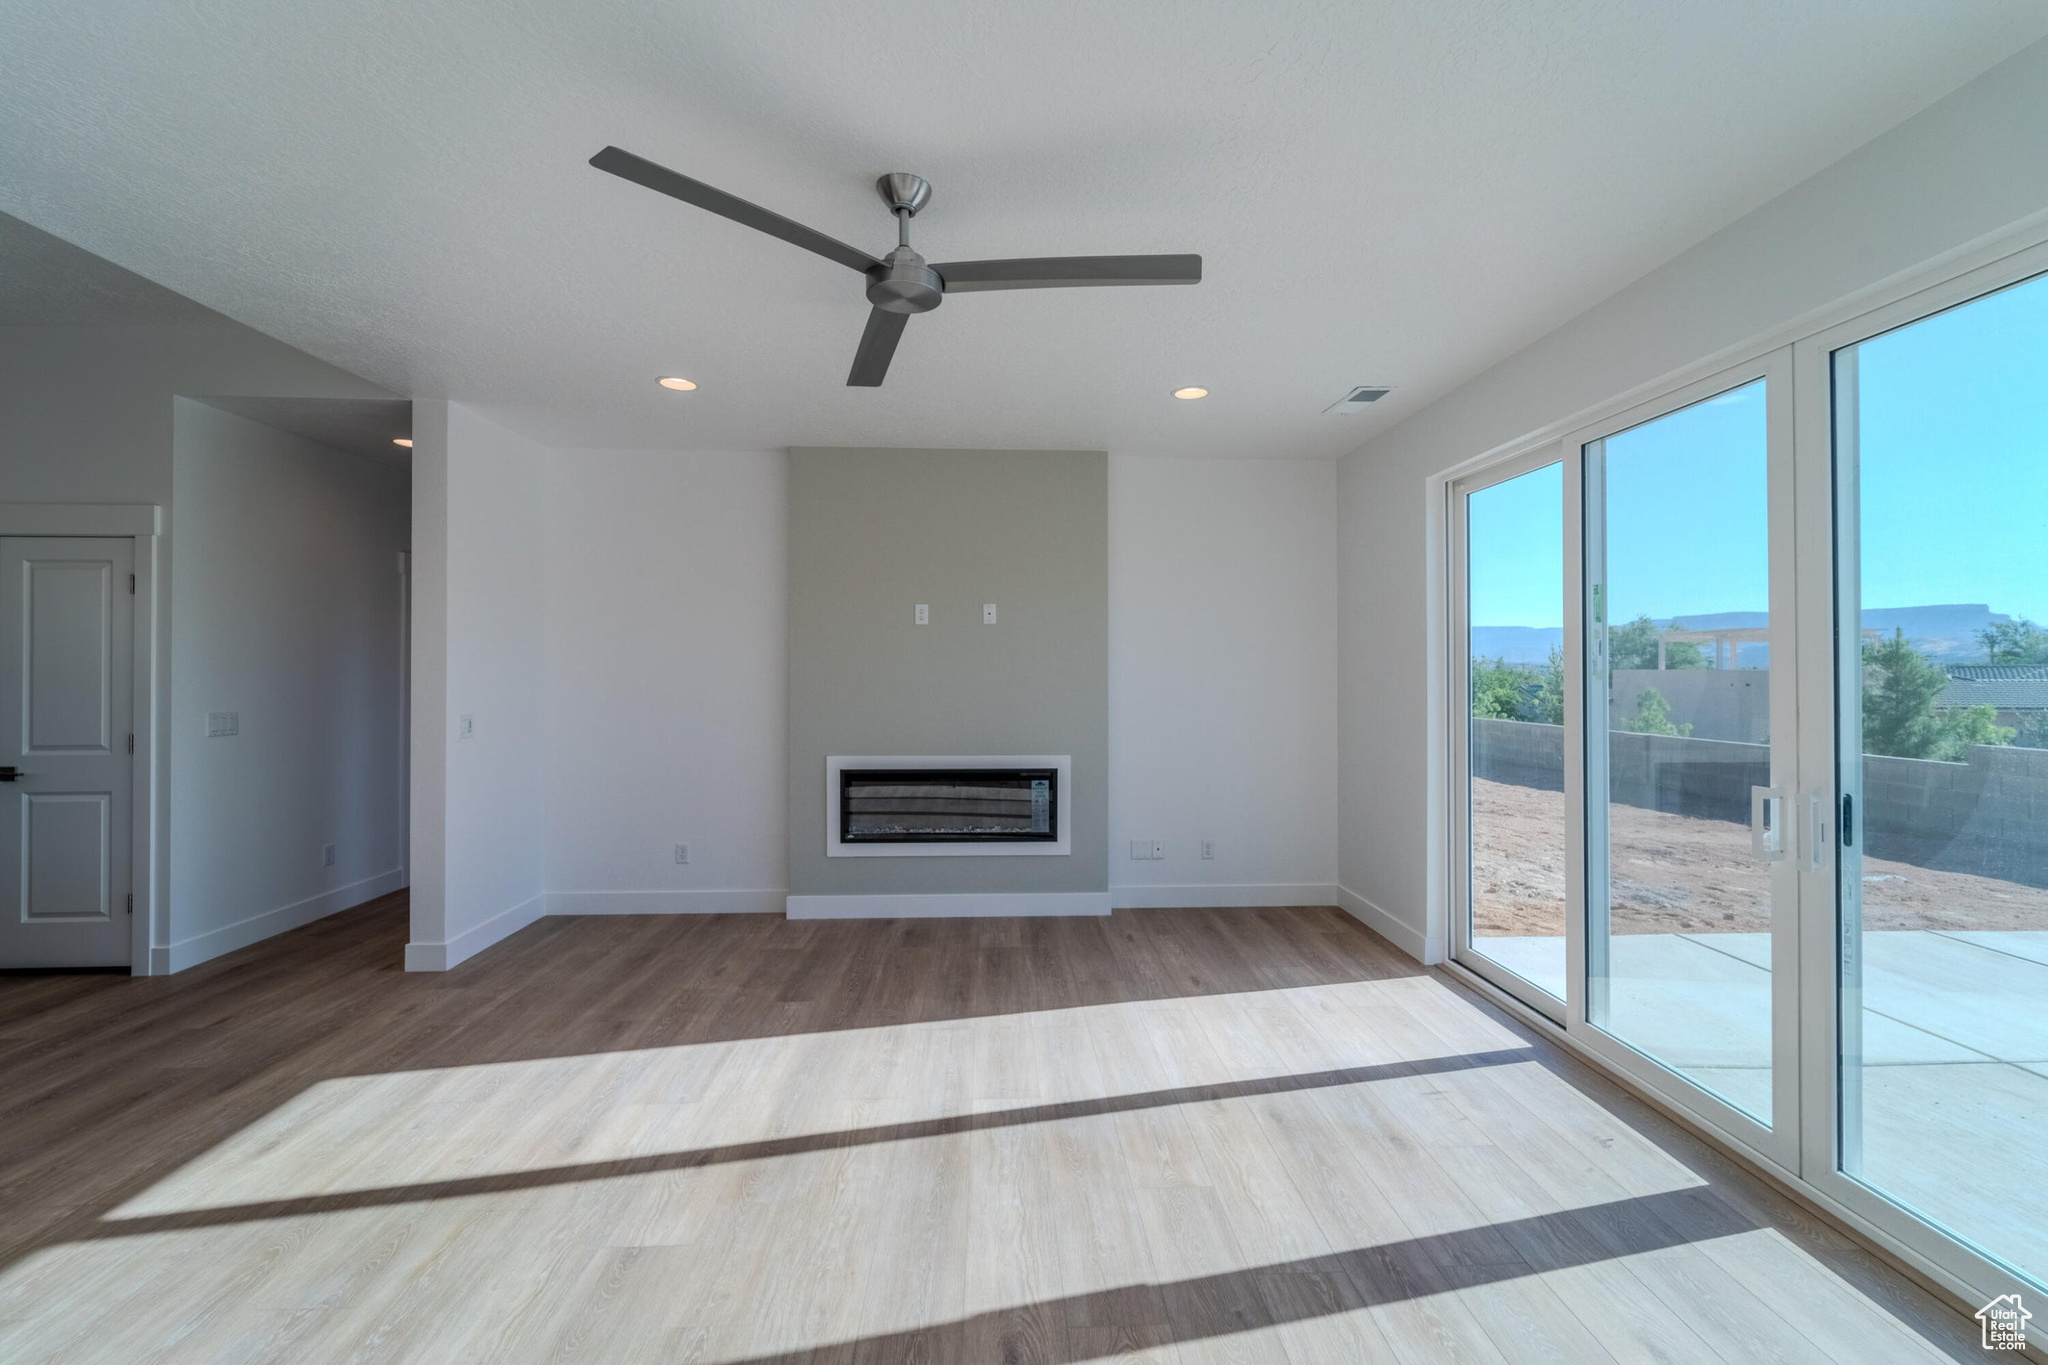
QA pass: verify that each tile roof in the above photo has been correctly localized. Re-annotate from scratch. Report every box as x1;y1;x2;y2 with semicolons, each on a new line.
1937;666;2048;710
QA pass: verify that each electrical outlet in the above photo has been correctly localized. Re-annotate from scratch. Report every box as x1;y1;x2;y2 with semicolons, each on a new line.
914;604;929;625
674;843;690;865
322;843;336;867
205;711;238;737
458;714;475;740
982;602;997;625
1201;838;1215;860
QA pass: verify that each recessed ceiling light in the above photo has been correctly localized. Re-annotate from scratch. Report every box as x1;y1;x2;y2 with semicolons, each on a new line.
1172;386;1209;400
392;437;413;448
658;376;698;391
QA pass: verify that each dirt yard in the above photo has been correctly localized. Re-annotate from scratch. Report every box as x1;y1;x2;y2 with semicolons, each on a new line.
1471;777;2048;937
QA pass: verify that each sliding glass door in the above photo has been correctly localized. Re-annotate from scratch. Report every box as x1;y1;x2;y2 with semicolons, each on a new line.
1816;265;2048;1294
1574;357;1801;1157
1451;456;1568;1017
1447;241;2048;1317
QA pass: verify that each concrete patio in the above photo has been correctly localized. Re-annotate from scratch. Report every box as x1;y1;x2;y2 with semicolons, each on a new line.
1474;928;2048;1282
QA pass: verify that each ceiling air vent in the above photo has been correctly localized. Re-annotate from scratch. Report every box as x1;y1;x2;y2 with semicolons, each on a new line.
1324;386;1392;414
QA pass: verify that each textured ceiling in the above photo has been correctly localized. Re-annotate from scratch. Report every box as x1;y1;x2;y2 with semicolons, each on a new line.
0;211;214;325
2;2;2043;458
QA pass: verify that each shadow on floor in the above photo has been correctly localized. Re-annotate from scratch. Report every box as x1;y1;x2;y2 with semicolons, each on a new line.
0;896;1984;1360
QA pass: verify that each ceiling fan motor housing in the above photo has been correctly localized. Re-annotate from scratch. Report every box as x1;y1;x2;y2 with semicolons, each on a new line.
867;246;944;314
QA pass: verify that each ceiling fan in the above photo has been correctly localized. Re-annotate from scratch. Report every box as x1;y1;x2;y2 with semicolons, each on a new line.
589;146;1202;387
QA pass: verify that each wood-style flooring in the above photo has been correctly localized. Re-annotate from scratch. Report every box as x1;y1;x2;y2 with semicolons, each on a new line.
0;897;1991;1362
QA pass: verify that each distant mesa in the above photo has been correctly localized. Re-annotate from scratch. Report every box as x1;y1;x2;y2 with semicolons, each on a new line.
1471;604;2011;665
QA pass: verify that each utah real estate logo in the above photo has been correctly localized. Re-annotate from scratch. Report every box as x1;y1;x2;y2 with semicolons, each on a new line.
1975;1293;2030;1351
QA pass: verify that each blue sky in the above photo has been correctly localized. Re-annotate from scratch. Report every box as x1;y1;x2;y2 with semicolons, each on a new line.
1468;270;2048;631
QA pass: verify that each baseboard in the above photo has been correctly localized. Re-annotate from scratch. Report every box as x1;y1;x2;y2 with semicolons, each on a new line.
152;867;407;974
404;891;547;972
786;891;1112;919
1110;882;1340;910
547;889;787;915
1336;884;1441;964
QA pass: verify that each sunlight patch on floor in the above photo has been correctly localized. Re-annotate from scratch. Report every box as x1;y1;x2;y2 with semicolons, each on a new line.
104;978;1531;1219
0;969;1765;1364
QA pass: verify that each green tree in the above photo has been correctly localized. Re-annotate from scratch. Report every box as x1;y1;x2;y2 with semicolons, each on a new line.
1608;615;1707;670
1979;617;2048;664
1617;686;1691;737
2015;713;2048;750
1939;704;2018;758
1470;656;1528;720
1863;630;2015;760
1533;646;1565;725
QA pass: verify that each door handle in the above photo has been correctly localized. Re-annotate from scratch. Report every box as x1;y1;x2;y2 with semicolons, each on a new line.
0;766;19;782
1750;785;1784;861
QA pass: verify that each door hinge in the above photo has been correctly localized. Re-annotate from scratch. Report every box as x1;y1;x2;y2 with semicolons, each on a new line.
125;892;133;914
127;732;135;755
129;573;136;595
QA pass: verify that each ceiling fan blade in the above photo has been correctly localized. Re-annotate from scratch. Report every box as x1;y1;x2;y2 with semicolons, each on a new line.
847;307;909;387
589;146;881;274
934;254;1202;292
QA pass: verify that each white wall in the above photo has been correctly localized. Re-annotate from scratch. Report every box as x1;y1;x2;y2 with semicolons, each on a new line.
408;445;1341;945
405;401;547;969
167;401;409;969
1337;37;2048;960
541;449;788;912
0;320;393;968
1110;455;1339;906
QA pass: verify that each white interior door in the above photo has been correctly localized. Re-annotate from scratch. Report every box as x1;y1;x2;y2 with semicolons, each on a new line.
0;537;135;969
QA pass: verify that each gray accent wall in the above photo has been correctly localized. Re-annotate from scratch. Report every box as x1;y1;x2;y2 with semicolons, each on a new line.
788;448;1108;897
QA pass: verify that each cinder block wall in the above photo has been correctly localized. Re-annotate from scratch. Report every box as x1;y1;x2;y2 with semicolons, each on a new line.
1472;719;2048;890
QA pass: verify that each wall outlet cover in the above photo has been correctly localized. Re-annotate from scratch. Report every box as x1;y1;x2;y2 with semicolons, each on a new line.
674;843;690;865
458;714;475;740
914;604;929;625
322;843;336;867
982;603;997;624
1201;839;1215;860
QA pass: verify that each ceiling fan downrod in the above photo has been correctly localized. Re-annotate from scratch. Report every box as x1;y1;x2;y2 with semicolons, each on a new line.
867;174;943;315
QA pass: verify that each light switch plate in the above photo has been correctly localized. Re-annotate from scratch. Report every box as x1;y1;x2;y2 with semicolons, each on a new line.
205;711;238;737
458;714;475;740
982;603;997;624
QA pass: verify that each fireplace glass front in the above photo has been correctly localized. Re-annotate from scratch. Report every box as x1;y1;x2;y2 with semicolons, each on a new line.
838;768;1058;843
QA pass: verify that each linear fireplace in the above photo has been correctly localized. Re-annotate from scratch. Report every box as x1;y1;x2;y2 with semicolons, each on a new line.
824;755;1072;857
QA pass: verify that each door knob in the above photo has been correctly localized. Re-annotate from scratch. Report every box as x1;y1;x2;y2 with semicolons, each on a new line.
0;766;19;782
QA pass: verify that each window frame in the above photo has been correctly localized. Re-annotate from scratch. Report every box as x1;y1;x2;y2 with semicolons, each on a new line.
1429;224;2048;1329
1447;442;1570;1024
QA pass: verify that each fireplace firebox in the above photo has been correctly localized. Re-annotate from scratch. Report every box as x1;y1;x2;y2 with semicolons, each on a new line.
840;767;1057;843
824;755;1073;857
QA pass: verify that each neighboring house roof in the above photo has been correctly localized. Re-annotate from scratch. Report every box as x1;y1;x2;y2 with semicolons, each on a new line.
1939;665;2048;711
